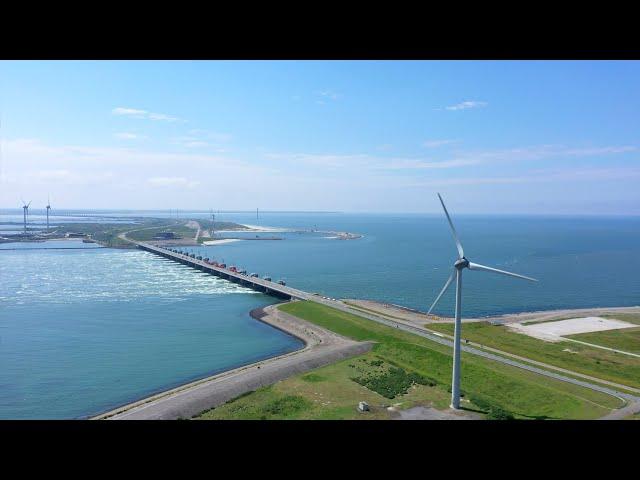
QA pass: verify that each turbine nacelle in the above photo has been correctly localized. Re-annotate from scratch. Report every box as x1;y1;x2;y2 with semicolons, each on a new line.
429;195;538;315
454;257;469;270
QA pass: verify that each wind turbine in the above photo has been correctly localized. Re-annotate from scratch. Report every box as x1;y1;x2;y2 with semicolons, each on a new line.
46;195;51;232
21;198;31;234
428;193;537;410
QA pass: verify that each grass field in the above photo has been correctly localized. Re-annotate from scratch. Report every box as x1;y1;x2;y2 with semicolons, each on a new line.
126;224;195;241
197;355;452;420
567;327;640;355
198;301;624;420
603;313;640;325
427;321;640;389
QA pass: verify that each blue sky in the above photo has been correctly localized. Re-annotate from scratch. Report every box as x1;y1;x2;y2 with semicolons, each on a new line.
1;60;639;213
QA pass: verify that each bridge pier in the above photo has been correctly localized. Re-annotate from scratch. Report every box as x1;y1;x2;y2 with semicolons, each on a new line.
137;243;297;301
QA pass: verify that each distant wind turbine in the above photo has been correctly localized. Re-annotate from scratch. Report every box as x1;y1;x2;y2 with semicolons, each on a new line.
428;193;537;410
46;195;51;232
21;198;32;234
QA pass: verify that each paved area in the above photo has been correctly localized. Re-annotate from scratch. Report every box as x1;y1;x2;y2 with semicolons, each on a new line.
508;316;636;342
484;306;640;325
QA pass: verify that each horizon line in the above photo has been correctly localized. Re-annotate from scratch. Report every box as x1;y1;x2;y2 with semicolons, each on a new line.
0;207;639;218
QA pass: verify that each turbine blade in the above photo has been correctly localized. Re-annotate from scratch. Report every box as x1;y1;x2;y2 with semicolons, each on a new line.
428;269;456;314
468;262;537;282
437;193;464;259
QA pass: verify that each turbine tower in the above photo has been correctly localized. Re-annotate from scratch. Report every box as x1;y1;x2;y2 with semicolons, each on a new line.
428;193;537;410
21;198;31;234
46;195;51;232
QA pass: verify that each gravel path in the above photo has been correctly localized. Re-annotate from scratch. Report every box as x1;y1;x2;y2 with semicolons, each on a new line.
599;401;640;420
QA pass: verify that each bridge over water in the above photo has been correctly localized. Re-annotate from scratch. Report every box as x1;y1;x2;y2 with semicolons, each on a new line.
136;242;312;300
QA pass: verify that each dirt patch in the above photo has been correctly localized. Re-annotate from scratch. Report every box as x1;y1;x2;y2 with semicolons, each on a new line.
393;406;481;420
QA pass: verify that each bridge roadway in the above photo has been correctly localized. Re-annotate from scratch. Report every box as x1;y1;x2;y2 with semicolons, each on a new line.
137;241;640;407
137;242;312;300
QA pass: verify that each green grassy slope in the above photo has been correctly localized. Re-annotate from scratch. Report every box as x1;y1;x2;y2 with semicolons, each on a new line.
198;301;624;420
427;321;640;388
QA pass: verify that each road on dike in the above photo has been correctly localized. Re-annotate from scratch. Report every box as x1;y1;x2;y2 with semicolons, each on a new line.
310;296;640;412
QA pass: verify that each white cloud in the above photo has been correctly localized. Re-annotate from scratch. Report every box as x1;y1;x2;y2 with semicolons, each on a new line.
315;90;341;104
405;167;640;188
112;107;184;122
184;141;209;148
380;158;481;170
445;101;488;111
114;132;146;140
266;153;369;169
317;90;340;100
112;107;147;117
563;146;637;156
460;144;637;163
147;177;200;188
423;139;458;148
265;152;478;171
5;169;116;186
173;131;232;148
147;112;181;122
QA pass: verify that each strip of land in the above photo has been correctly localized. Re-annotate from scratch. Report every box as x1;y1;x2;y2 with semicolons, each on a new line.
198;301;633;420
344;299;640;326
96;296;639;420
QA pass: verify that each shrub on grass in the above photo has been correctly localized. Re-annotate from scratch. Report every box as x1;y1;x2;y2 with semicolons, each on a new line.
263;395;310;416
470;395;515;420
352;367;437;399
486;408;515;420
301;373;325;383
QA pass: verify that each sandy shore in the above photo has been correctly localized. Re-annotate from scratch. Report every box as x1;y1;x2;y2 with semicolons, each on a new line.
240;223;291;232
94;303;372;420
202;238;243;246
212;224;292;233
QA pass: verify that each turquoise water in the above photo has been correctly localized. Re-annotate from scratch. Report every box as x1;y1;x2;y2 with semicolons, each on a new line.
2;212;640;419
0;242;303;419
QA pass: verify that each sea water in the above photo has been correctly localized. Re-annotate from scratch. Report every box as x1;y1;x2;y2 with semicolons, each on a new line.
0;241;302;419
2;212;640;418
186;212;640;317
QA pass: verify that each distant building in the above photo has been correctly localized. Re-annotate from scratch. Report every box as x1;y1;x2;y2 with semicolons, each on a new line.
153;231;179;240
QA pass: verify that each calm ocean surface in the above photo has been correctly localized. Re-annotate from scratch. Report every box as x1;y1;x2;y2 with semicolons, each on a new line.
2;211;640;418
